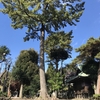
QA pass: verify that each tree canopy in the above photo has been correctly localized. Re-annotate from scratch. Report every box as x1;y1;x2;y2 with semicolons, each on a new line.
0;45;10;61
0;0;85;98
71;37;100;94
75;37;100;61
11;49;39;97
45;31;73;58
71;37;100;74
0;0;85;40
82;58;99;81
12;48;38;83
44;31;73;70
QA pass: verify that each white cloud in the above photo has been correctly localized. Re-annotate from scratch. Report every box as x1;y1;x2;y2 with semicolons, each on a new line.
72;42;78;48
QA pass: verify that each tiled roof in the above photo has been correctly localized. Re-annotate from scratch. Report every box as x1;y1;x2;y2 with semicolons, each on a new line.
66;72;89;83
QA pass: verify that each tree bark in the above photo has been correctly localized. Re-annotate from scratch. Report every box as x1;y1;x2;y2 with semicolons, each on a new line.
55;59;59;72
96;61;100;94
39;24;48;99
93;81;97;94
7;80;11;97
19;83;23;98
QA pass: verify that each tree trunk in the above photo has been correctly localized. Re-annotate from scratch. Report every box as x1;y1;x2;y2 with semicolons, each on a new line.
39;24;48;99
19;83;23;98
96;61;100;94
92;81;96;94
7;86;11;97
61;60;63;75
7;80;11;97
55;60;59;72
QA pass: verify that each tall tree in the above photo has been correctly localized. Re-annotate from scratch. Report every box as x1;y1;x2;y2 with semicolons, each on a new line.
0;0;85;99
0;46;11;93
44;31;73;71
11;49;39;98
73;37;100;94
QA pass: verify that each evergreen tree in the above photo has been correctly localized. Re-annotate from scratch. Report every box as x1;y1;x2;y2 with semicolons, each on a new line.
82;58;99;83
0;0;85;99
11;49;39;97
44;31;73;71
46;64;63;94
0;46;11;93
72;37;100;94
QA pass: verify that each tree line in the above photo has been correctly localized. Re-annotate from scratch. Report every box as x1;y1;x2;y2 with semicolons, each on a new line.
1;0;99;99
0;36;100;98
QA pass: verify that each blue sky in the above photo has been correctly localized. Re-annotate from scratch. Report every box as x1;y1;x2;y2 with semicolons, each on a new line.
0;0;100;70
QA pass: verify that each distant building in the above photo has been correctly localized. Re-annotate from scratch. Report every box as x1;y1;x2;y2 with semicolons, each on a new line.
66;71;94;98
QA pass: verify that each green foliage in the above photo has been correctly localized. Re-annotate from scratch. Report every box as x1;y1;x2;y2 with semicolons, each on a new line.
93;94;100;99
64;61;79;78
0;91;7;97
44;31;73;70
46;63;55;79
16;48;38;65
75;37;100;60
71;37;100;66
0;45;10;60
95;52;100;60
46;64;63;92
45;31;73;58
0;0;85;97
11;48;39;96
65;64;77;74
23;74;40;97
48;72;63;91
50;48;68;61
12;48;38;82
82;58;99;81
71;37;100;81
0;0;85;40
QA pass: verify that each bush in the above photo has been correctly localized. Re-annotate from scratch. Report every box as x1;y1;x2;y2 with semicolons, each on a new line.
0;91;7;97
89;94;100;100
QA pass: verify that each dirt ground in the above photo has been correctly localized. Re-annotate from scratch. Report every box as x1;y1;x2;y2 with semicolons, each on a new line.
11;97;89;100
